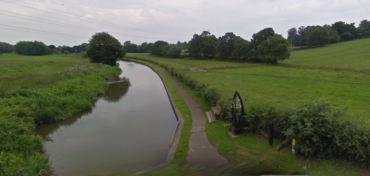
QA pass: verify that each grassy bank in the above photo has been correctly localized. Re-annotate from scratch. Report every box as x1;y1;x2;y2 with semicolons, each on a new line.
126;53;370;175
0;54;121;175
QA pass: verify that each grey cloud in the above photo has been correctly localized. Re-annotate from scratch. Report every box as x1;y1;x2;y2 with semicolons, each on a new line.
0;0;369;46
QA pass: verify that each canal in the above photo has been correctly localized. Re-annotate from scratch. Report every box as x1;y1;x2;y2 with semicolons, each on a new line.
37;61;178;176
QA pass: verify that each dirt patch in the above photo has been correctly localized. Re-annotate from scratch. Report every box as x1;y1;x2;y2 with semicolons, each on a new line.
189;67;207;72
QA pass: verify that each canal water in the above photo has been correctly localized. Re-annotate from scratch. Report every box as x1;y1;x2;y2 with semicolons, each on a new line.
37;61;178;176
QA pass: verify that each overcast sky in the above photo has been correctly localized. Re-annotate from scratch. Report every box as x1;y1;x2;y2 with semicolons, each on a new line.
0;0;369;46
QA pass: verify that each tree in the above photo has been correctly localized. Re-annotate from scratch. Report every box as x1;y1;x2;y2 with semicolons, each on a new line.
306;26;330;47
150;41;169;56
217;32;237;60
287;28;301;46
188;34;202;58
201;34;218;58
160;44;171;56
15;41;51;56
251;28;276;61
231;37;251;62
332;21;357;41
257;35;290;63
87;32;125;66
123;41;138;53
0;42;14;53
166;46;182;58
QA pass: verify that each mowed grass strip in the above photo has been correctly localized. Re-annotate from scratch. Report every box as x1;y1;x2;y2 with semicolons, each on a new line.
288;38;370;69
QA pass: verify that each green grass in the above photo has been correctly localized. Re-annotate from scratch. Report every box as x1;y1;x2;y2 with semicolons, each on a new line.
126;51;370;175
127;53;370;125
287;38;370;69
0;54;121;175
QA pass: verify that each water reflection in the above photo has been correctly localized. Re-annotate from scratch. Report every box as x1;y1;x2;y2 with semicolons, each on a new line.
104;77;130;103
36;61;177;176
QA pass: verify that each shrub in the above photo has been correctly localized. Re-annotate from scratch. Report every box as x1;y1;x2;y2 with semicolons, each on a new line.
87;32;125;66
246;99;292;138
52;49;60;55
160;44;171;56
284;99;341;157
205;88;220;105
64;50;69;55
284;98;370;166
81;51;88;58
166;46;182;58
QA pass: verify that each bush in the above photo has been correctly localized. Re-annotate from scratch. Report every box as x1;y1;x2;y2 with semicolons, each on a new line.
52;49;60;55
284;98;370;166
64;50;69;55
81;51;88;58
160;45;171;56
14;41;51;56
246;99;292;138
87;32;125;66
166;46;182;58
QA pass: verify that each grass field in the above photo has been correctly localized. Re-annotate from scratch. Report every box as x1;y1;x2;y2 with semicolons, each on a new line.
0;54;121;175
287;38;370;69
126;39;370;175
127;51;370;126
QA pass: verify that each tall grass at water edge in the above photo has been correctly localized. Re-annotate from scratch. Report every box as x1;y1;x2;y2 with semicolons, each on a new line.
0;55;121;176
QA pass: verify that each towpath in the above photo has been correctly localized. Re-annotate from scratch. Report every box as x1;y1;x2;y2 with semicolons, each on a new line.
147;62;227;167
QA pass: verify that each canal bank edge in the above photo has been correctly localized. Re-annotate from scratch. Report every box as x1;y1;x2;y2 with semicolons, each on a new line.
122;59;184;164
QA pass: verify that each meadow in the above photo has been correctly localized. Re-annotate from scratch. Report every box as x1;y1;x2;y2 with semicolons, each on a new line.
0;54;121;175
127;48;370;126
287;38;370;69
126;39;370;175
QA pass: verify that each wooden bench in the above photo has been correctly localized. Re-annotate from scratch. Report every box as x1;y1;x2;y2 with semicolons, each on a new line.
212;104;221;117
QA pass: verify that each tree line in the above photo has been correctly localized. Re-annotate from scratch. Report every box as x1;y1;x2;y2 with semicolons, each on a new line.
0;42;14;54
123;40;187;54
0;40;90;56
186;28;290;63
288;20;370;47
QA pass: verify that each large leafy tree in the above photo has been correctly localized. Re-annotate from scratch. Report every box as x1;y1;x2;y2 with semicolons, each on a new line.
257;35;290;63
150;40;169;56
188;34;202;58
306;26;330;47
231;37;251;62
217;32;237;60
250;28;276;60
87;32;125;66
188;31;217;58
201;32;218;58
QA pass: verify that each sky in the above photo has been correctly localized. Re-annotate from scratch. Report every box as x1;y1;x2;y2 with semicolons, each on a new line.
0;0;369;46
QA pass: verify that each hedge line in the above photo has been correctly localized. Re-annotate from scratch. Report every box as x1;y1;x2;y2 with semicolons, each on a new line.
127;56;370;166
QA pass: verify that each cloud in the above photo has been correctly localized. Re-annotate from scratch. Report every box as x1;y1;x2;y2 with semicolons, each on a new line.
0;0;369;45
